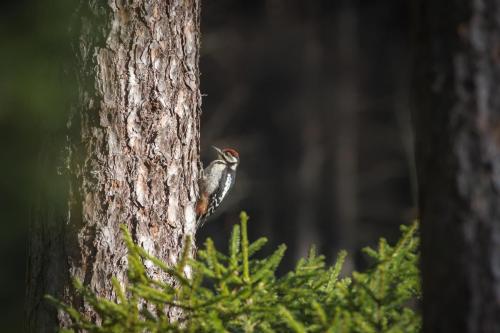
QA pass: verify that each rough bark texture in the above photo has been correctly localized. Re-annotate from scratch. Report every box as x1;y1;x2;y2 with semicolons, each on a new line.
414;1;500;332
26;0;201;331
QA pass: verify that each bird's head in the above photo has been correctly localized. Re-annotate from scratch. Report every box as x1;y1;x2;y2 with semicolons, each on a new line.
213;146;240;167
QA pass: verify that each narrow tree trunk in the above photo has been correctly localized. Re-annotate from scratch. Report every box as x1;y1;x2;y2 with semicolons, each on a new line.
414;1;500;332
26;1;201;331
295;9;323;260
331;4;359;270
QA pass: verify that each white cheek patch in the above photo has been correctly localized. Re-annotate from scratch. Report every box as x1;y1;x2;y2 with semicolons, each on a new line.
221;174;232;200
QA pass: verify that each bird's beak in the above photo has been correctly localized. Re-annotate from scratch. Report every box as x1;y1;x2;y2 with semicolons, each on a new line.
212;146;223;156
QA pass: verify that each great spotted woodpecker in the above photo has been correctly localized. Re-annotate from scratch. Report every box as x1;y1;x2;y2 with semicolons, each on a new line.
196;146;240;227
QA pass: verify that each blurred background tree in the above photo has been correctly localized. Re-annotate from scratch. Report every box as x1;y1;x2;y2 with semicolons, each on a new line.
1;1;76;332
0;0;413;332
415;1;500;331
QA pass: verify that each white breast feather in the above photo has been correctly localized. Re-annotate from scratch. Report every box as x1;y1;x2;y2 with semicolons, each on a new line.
204;161;224;194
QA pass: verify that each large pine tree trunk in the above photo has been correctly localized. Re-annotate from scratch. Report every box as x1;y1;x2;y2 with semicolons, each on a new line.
414;1;500;332
26;1;201;331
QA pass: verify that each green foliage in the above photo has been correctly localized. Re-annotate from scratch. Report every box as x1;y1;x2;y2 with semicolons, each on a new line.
48;212;420;332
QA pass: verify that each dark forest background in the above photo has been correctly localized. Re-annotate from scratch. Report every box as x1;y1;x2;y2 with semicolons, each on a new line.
0;1;413;331
198;0;413;272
